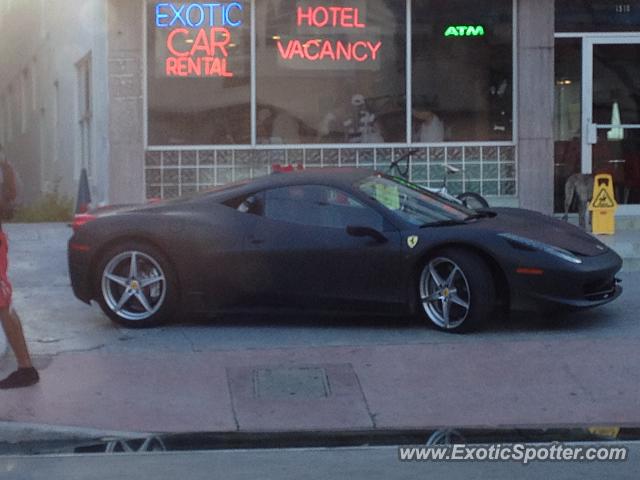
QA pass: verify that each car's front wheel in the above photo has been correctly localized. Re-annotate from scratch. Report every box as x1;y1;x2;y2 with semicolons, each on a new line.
95;242;178;328
418;249;495;332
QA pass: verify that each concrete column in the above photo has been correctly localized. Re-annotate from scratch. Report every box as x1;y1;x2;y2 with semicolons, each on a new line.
107;0;145;204
517;0;555;214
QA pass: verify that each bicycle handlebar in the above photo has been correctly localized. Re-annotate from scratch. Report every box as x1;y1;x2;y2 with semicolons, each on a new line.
388;149;420;178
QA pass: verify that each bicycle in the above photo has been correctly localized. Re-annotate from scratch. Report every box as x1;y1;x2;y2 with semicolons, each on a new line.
388;149;490;210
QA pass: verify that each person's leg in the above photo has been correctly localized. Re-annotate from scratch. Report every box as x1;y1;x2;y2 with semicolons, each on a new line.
0;306;33;369
0;305;39;389
0;231;38;389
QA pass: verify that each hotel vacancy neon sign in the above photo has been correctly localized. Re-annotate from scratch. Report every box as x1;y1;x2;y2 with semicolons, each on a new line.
276;5;382;64
155;2;244;77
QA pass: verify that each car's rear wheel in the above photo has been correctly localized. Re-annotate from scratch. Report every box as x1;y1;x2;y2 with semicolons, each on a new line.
95;242;178;328
418;249;495;332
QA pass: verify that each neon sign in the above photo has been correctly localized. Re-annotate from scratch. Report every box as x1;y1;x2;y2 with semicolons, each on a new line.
296;6;366;28
444;25;486;37
277;40;381;62
155;2;245;78
155;2;243;28
276;5;382;64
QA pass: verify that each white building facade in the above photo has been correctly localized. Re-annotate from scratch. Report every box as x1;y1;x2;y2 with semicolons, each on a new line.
1;1;639;217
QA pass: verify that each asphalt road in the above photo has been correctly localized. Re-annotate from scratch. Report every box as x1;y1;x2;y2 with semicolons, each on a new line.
3;223;639;358
3;443;639;480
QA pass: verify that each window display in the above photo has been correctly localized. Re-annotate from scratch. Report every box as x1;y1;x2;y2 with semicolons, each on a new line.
146;0;514;146
412;0;513;142
147;1;251;145
256;0;406;144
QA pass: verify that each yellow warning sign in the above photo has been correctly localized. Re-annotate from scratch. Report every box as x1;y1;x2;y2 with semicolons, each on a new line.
589;174;617;235
591;187;616;209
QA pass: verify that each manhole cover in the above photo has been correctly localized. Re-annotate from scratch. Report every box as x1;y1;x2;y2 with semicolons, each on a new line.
253;367;330;400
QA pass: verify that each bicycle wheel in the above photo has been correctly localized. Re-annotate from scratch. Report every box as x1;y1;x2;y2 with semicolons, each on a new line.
457;192;489;209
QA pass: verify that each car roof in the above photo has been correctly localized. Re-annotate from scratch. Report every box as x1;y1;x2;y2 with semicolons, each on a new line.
208;167;378;199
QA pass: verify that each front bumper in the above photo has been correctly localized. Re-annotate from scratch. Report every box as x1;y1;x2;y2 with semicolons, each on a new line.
519;281;622;310
508;249;623;312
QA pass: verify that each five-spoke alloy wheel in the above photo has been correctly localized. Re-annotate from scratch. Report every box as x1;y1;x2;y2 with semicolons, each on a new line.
96;242;177;328
419;249;495;332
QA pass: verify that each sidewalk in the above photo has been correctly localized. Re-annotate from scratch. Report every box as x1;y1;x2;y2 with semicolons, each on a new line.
0;222;639;436
1;337;639;434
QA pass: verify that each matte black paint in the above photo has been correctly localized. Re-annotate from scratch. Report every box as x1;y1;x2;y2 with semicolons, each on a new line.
68;169;623;318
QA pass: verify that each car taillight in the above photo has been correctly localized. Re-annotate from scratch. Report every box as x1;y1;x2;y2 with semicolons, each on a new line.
272;163;304;173
71;213;97;232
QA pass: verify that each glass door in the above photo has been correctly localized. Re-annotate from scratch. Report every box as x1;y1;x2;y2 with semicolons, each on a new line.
583;37;640;212
554;39;582;213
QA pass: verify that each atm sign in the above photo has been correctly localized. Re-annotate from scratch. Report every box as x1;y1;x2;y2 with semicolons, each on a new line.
444;25;486;37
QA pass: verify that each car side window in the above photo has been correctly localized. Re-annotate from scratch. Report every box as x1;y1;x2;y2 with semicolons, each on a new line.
263;186;384;231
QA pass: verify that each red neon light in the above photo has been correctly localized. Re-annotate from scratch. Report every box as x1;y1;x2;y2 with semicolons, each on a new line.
167;28;190;57
277;39;381;63
277;4;380;64
166;56;233;77
297;6;365;28
166;27;231;58
165;27;234;77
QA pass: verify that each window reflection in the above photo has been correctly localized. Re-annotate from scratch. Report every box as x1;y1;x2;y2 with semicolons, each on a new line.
556;0;640;32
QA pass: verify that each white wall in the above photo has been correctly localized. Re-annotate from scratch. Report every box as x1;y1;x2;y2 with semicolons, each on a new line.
0;0;109;206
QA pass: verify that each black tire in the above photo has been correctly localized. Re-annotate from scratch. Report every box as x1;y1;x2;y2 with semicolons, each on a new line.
457;191;489;210
94;241;179;328
417;248;495;333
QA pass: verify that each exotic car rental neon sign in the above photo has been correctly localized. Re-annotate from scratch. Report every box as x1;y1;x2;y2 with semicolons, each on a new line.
155;2;244;77
276;5;382;63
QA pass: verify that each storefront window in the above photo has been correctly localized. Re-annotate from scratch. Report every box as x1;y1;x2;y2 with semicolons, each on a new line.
147;1;251;145
411;0;513;142
255;0;406;144
557;0;640;32
146;0;515;147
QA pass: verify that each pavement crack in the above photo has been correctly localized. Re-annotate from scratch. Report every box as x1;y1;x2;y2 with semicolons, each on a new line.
181;330;200;353
225;368;241;432
352;365;377;429
50;344;107;356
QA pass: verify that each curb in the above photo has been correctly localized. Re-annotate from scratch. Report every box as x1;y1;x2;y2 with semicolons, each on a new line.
0;421;147;445
2;422;639;451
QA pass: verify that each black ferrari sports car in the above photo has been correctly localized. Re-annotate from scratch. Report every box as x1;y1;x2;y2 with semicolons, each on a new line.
68;168;622;332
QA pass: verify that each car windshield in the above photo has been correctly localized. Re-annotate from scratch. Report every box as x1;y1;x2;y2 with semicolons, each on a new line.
357;175;475;226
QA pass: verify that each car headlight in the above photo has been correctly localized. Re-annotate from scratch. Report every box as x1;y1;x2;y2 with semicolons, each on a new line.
498;233;583;264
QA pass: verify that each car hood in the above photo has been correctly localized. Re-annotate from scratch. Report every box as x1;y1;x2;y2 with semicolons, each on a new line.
473;208;609;257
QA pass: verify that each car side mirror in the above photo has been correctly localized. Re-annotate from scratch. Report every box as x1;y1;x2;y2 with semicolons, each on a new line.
238;195;261;215
346;225;388;243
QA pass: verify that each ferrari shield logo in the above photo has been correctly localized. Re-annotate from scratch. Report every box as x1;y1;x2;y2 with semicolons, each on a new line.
407;236;419;249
